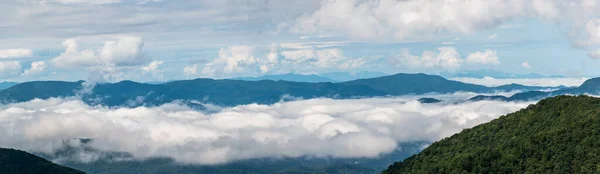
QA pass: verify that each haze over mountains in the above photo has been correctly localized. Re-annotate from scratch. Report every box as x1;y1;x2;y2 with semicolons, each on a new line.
1;73;599;174
230;70;569;83
471;77;600;102
0;73;562;107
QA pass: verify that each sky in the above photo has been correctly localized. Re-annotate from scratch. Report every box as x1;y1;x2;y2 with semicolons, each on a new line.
2;0;600;82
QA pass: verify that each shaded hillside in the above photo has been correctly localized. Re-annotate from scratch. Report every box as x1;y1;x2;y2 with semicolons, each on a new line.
384;95;600;173
0;148;85;174
0;73;555;107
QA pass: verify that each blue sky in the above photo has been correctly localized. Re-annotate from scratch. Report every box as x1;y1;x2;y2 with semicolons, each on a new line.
1;0;600;82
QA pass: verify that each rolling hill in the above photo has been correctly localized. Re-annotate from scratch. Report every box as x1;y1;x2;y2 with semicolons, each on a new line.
384;95;600;173
0;148;85;174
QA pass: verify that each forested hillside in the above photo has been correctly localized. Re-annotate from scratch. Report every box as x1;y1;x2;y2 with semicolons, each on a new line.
384;95;600;173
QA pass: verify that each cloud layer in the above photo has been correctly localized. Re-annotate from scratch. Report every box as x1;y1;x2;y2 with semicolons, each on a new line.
0;96;531;165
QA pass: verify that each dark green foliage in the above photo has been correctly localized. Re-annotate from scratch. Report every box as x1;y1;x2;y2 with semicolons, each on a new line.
384;95;600;174
0;148;85;174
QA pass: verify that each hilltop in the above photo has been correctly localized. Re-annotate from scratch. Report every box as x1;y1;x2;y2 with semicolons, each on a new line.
0;148;84;174
384;95;600;173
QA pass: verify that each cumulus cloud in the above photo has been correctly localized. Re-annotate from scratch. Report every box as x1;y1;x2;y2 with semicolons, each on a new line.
281;48;345;68
51;36;146;68
0;61;23;77
21;61;46;76
202;45;258;77
390;47;462;71
451;77;589;87
0;49;33;59
0;96;531;165
586;19;600;43
390;47;500;71
184;64;199;76
202;44;368;77
49;36;151;82
466;49;500;65
141;61;163;72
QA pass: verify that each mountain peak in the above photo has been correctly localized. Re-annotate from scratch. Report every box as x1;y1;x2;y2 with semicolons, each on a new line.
578;77;600;90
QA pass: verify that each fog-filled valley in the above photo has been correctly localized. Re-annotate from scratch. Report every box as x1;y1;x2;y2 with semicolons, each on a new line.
3;0;600;173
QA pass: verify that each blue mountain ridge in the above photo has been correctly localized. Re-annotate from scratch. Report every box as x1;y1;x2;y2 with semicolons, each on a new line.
0;73;563;107
469;77;600;102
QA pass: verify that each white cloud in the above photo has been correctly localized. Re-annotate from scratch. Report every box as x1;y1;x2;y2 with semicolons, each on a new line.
451;77;589;87
466;49;500;65
390;47;463;71
141;61;164;80
202;44;366;77
184;64;199;76
21;61;46;76
0;49;33;59
587;19;600;43
532;0;558;18
52;37;146;68
0;96;531;165
141;61;163;72
522;61;532;69
290;0;600;49
0;61;23;77
202;46;257;77
291;0;528;40
281;48;345;68
488;34;498;39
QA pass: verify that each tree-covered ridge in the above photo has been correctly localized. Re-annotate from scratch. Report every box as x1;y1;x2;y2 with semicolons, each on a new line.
0;73;556;107
384;95;600;174
0;148;85;174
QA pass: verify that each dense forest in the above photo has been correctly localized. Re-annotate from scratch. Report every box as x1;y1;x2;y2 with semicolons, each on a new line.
0;148;84;174
384;95;600;173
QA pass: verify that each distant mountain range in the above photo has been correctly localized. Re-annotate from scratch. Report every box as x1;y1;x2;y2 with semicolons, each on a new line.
0;73;562;107
0;82;17;90
233;73;335;83
0;148;84;174
230;70;569;84
470;77;600;102
439;69;565;79
384;95;600;173
232;71;389;82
